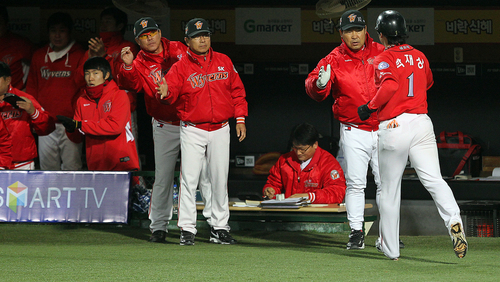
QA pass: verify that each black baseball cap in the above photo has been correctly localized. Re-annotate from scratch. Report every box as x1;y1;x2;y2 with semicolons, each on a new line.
134;17;159;38
339;10;366;31
185;18;211;38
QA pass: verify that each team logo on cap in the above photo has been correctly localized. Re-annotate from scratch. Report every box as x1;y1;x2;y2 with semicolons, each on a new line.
140;20;148;28
348;14;357;23
195;21;203;30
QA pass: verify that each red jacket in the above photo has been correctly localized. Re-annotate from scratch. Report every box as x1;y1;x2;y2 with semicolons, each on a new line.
81;31;140;112
26;41;86;118
161;48;248;125
1;86;55;163
0;31;35;90
73;80;139;171
116;37;186;122
0;116;12;169
305;33;384;131
263;147;346;204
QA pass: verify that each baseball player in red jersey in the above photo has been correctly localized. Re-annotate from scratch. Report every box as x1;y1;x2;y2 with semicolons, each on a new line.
305;10;385;250
158;18;248;245
57;57;139;171
358;10;467;260
0;6;35;91
263;123;346;204
0;62;55;170
117;17;211;243
0;113;12;169
26;12;86;171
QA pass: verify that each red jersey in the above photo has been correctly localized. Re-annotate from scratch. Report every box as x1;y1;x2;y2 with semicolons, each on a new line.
0;31;35;90
0;116;12;169
81;32;140;112
370;44;433;121
305;33;384;131
161;48;248;125
26;41;86;118
263;147;346;204
116;37;186;122
1;86;55;163
73;80;139;171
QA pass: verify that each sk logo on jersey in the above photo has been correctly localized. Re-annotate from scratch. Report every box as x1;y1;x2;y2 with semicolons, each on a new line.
103;100;112;113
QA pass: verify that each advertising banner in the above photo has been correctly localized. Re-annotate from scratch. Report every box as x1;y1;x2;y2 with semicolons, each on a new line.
367;8;434;45
435;10;499;43
170;10;235;43
235;8;301;45
0;171;130;223
302;9;342;43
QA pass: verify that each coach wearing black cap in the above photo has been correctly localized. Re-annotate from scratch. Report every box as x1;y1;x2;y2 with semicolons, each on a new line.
116;16;214;244
305;10;389;250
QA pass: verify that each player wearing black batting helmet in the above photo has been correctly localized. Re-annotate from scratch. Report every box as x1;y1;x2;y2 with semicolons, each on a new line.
375;10;408;37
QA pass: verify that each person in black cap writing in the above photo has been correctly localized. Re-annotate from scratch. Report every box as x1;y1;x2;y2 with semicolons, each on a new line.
305;10;387;250
157;18;248;246
117;17;212;244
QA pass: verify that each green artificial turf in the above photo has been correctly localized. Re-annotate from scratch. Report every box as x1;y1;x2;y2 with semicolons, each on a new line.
1;224;499;281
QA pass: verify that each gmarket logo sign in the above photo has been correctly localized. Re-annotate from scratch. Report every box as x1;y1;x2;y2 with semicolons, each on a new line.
0;181;108;213
243;19;293;33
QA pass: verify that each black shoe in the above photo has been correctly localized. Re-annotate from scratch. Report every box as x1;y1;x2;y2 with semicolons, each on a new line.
346;229;365;250
399;239;405;249
210;228;237;244
180;230;195;246
148;230;167;243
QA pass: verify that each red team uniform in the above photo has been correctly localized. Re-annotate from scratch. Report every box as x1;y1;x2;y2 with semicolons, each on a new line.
264;147;346;204
72;80;139;171
1;86;55;169
0;116;12;169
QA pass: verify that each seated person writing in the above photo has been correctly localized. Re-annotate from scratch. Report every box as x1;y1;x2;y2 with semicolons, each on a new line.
263;123;346;204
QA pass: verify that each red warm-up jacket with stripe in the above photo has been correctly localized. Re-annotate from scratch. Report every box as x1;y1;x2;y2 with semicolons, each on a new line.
116;37;186;122
305;33;384;131
161;48;248;124
263;147;346;204
72;80;139;171
0;31;35;90
0;116;12;169
1;85;55;163
26;41;86;119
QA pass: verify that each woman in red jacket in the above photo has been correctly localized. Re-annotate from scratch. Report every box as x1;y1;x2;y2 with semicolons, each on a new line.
57;57;139;171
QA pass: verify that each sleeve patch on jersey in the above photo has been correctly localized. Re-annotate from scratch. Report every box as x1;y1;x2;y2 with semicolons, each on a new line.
378;61;389;70
331;170;340;180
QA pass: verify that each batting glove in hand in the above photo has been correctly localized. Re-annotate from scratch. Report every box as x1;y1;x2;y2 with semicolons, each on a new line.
357;103;377;121
57;115;81;133
316;64;331;89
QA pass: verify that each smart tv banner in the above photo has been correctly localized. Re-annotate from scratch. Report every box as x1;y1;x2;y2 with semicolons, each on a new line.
0;171;130;223
235;8;301;45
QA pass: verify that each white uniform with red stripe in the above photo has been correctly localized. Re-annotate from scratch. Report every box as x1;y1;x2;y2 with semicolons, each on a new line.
162;48;248;234
370;44;463;259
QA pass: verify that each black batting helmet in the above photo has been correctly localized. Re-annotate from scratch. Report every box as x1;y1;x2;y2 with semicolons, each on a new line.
375;10;407;37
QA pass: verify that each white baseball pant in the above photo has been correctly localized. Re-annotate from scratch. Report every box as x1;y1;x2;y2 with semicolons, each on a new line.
377;113;463;259
38;123;83;170
338;124;381;231
148;119;212;233
178;122;230;235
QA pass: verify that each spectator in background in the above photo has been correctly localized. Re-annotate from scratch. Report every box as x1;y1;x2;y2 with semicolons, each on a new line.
0;6;35;91
57;57;139;171
0;62;55;170
263;123;346;204
82;7;141;149
26;12;85;170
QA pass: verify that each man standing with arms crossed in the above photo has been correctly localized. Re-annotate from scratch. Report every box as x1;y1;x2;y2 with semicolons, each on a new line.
358;10;467;260
158;18;247;245
305;10;384;250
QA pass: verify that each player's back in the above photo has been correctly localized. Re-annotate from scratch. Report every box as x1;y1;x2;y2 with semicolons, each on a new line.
374;44;433;120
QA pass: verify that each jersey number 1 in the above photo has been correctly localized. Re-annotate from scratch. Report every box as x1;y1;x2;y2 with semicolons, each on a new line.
407;73;414;97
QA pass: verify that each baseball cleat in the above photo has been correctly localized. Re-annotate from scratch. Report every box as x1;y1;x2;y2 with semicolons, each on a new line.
210;228;237;244
148;230;167;243
375;237;382;252
451;222;468;258
346;229;365;250
180;230;195;246
399;239;405;249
